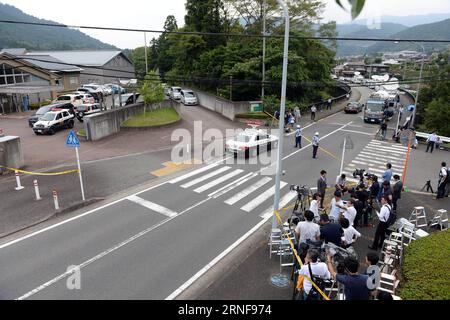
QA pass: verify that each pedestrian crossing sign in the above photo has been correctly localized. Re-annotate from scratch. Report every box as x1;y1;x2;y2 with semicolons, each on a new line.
66;131;80;148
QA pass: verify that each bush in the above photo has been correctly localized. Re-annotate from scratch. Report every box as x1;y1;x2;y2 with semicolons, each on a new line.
399;230;450;300
235;112;270;120
29;100;52;110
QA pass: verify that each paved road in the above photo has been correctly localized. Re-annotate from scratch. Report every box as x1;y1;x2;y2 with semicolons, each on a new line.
0;86;420;299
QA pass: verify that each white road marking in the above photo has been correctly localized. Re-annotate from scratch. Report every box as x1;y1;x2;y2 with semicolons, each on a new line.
126;195;177;217
359;151;406;163
283;122;353;161
364;146;406;155
355;157;404;169
341;129;374;136
181;167;231;188
16;195;214;300
224;177;272;205
369;141;408;150
241;182;288;212
208;172;257;198
169;162;220;184
259;191;297;219
194;169;244;193
165;212;272;300
367;143;408;153
356;153;405;165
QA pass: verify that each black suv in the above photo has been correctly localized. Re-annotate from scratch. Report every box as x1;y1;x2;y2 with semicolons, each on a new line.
28;102;76;127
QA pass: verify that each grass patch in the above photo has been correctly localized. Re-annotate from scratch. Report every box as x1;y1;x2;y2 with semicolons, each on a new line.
77;129;86;136
235;112;270;120
29;100;52;110
399;230;450;300
122;107;180;127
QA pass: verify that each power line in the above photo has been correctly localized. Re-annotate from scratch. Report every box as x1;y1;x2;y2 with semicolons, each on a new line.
1;19;450;44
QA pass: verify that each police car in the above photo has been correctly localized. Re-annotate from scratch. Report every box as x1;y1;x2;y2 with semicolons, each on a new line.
225;123;278;157
33;109;75;135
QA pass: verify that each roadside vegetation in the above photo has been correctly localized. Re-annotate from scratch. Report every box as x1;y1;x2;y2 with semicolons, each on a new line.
399;230;450;300
121;108;180;127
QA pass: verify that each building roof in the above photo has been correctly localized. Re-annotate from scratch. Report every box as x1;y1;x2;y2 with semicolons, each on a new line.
17;55;83;73
27;50;132;67
0;48;27;55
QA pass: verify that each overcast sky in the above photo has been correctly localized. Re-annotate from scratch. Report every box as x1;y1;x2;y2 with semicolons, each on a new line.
2;0;450;49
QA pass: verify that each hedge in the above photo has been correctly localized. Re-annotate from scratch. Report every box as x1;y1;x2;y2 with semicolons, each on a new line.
399;230;450;300
235;112;270;120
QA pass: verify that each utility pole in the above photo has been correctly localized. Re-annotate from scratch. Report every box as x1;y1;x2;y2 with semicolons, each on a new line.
261;0;266;102
411;43;425;128
144;32;149;75
229;76;233;101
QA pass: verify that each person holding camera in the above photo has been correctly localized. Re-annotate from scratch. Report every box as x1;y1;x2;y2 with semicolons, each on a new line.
369;196;393;251
298;249;330;300
326;256;369;300
295;210;321;249
335;174;348;195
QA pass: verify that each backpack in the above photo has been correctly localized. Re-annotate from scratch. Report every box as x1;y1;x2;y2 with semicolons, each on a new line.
385;204;396;227
306;263;326;300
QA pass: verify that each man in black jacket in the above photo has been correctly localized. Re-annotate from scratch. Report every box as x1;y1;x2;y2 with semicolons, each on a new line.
392;175;403;213
317;170;327;209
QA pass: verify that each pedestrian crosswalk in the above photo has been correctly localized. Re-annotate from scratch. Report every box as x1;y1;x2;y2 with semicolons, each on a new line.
169;165;295;216
342;140;408;182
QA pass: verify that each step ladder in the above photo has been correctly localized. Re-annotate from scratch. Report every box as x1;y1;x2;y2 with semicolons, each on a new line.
429;209;448;231
409;206;427;228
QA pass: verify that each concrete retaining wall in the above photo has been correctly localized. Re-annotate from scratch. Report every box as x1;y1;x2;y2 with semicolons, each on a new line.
84;100;175;141
195;90;251;121
0;136;24;170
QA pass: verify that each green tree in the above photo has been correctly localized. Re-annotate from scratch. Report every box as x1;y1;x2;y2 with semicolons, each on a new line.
139;71;165;107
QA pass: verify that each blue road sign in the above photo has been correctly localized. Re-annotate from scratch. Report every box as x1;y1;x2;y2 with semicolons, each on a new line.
66;131;80;148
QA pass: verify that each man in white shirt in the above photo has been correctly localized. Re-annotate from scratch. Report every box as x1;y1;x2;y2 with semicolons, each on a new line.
295;210;320;245
311;105;317;121
343;199;357;226
294;125;302;148
335;174;348;195
298;249;331;299
369;196;392;250
328;190;345;222
437;162;448;199
426;132;439;153
309;193;322;220
312;132;320;159
340;218;361;248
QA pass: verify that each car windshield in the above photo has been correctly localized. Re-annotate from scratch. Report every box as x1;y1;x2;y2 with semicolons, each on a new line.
40;113;56;121
234;134;251;143
184;92;195;98
366;103;383;112
173;88;181;93
36;106;53;115
57;96;71;101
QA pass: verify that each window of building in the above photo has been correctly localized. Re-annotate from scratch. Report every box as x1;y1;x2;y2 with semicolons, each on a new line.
69;77;78;85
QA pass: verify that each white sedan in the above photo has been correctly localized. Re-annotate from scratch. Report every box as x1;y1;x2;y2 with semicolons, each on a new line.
225;127;278;157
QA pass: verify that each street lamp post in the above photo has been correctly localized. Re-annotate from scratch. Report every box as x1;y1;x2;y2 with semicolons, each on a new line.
272;0;289;232
411;42;425;128
261;0;266;102
270;0;290;289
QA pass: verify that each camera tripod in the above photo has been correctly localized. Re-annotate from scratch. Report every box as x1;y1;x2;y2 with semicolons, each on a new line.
421;180;434;193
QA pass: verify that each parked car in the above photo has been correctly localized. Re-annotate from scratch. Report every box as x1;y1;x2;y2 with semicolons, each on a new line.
169;87;182;100
344;102;363;114
180;89;198;105
114;93;141;107
225;126;278;158
101;85;113;95
73;93;95;104
163;85;171;96
77;103;101;117
33;109;75;135
104;84;126;94
76;87;100;102
53;94;83;107
28;102;72;127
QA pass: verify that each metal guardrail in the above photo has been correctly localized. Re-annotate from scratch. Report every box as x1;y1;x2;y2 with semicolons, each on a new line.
415;132;450;143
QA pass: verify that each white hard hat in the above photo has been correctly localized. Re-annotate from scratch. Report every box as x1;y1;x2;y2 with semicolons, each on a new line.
297;125;301;128
315;132;319;136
